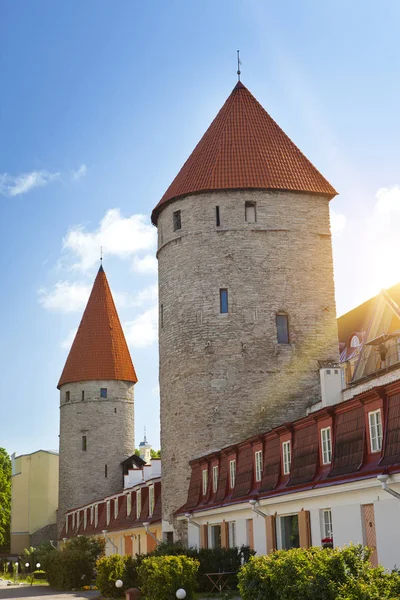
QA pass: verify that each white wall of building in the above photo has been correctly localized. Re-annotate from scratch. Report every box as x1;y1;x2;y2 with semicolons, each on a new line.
182;475;400;571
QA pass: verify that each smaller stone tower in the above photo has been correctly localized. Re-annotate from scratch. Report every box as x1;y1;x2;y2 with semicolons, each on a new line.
138;429;152;464
57;265;137;536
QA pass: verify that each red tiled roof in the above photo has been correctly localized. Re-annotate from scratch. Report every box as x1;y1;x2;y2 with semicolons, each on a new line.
152;81;337;224
58;266;137;388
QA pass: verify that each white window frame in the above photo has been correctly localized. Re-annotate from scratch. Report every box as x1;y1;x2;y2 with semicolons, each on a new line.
212;465;219;493
83;508;87;530
90;505;94;524
282;440;291;475
65;515;69;533
136;489;142;519
320;427;332;465
149;486;155;516
95;504;98;527
202;469;208;495
322;509;333;539
255;450;263;482
127;493;132;516
106;500;111;525
229;460;236;489
72;512;75;529
114;498;118;519
368;409;383;453
228;521;236;548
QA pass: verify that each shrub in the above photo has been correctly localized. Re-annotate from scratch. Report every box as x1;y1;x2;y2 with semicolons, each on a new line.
42;535;104;590
96;554;146;597
149;542;254;591
138;555;199;600
238;545;400;600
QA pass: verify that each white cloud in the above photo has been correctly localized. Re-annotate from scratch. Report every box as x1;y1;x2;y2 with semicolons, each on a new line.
132;284;158;307
374;185;400;214
61;328;78;349
63;209;157;271
133;254;158;274
71;164;87;181
38;281;91;313
124;306;158;348
330;208;347;236
0;170;59;197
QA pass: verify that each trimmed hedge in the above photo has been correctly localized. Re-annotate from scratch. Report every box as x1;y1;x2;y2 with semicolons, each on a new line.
96;554;145;597
238;545;400;600
138;555;199;600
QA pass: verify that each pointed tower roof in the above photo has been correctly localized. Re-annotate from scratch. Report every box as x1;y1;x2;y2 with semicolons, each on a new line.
58;265;137;388
152;81;337;224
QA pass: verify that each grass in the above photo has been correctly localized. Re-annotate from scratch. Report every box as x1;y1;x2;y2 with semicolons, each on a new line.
0;574;49;586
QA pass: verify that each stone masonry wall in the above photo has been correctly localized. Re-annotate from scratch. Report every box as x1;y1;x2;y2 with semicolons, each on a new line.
157;189;339;536
57;379;134;537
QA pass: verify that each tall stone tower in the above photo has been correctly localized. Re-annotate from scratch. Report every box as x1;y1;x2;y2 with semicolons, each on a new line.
152;81;339;537
57;265;137;536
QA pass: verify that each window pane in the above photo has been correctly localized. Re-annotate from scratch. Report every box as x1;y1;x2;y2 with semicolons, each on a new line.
276;315;289;344
220;289;228;313
280;515;299;550
100;388;107;398
173;210;181;231
216;206;221;227
245;202;256;223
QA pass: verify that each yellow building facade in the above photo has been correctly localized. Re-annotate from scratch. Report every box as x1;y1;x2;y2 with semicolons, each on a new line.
10;450;59;554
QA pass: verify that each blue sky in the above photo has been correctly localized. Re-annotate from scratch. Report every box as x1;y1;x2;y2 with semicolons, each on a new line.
2;0;400;457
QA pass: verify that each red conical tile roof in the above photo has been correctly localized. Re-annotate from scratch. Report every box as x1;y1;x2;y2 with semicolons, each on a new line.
58;266;137;388
152;81;337;224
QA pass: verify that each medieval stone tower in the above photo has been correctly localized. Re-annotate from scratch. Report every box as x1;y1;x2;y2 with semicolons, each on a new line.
57;265;137;535
152;81;339;536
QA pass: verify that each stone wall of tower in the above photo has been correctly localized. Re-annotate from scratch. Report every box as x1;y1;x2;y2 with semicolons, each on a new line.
157;189;339;535
57;379;134;536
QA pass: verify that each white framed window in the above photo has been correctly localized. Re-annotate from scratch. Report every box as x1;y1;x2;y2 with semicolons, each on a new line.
90;505;94;524
127;494;132;516
202;469;208;495
106;500;111;525
149;486;155;516
95;504;98;527
83;508;87;530
213;465;219;492
114;498;118;519
282;441;291;475
255;450;263;482
228;521;236;548
65;515;69;533
322;509;333;539
136;489;142;519
320;427;332;465
72;512;75;529
369;409;383;452
229;460;236;489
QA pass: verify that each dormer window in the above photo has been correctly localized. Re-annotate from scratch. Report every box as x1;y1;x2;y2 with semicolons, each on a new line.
127;493;132;516
255;450;263;482
282;440;291;475
106;500;111;525
212;465;219;492
136;489;142;519
350;335;360;348
149;486;155;516
202;469;208;495
368;410;383;452
114;498;118;519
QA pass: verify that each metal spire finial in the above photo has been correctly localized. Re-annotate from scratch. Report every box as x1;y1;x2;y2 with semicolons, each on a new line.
237;50;242;81
144;425;147;443
100;246;103;263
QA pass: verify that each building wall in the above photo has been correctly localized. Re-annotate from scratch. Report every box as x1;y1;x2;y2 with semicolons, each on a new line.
11;451;59;554
58;379;135;536
157;189;339;533
185;478;400;571
104;525;162;557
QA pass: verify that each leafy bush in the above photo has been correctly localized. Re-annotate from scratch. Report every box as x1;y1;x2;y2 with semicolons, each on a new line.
238;545;400;600
138;555;199;600
96;554;145;597
149;542;254;591
42;535;104;590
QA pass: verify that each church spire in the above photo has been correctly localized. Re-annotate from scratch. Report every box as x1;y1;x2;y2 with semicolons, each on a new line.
58;266;137;388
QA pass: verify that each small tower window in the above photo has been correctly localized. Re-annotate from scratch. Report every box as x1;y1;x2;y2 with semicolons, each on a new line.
220;289;229;314
100;388;107;398
276;314;289;344
215;206;221;227
160;304;164;328
65;391;70;402
82;436;87;452
81;390;85;401
245;201;256;223
105;464;108;478
173;210;182;231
